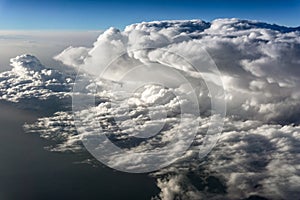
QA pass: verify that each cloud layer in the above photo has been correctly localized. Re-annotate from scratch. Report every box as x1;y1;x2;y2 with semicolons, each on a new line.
1;18;300;199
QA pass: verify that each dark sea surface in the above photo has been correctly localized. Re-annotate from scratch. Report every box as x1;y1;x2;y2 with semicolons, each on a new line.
0;103;159;200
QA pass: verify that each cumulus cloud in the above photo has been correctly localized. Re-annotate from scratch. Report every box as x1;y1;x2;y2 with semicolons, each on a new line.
25;82;202;172
146;119;300;200
24;112;300;199
0;54;74;104
54;46;90;67
1;18;300;199
204;120;300;200
54;18;300;124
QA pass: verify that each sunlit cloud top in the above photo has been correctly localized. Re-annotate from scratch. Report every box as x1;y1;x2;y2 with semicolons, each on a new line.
0;0;299;30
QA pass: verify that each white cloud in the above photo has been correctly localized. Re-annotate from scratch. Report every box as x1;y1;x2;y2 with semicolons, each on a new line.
1;18;299;199
54;46;90;67
0;54;74;104
53;18;300;124
24;110;300;199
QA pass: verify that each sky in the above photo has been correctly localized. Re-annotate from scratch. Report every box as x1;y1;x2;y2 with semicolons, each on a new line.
1;18;300;199
0;1;300;199
0;0;299;30
0;30;100;70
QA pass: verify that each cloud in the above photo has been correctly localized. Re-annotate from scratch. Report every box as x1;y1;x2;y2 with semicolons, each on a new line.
1;18;299;199
204;120;300;200
54;18;300;124
0;54;74;104
24;111;300;199
0;30;100;70
54;46;90;67
23;79;300;198
24;82;202;172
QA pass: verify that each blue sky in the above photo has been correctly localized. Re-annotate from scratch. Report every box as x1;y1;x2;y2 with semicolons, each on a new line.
0;0;299;30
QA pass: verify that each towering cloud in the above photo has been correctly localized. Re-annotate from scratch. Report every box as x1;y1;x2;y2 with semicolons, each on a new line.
0;54;74;104
55;18;300;124
1;18;300;199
